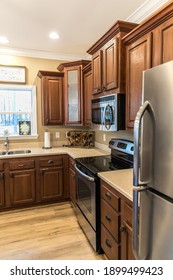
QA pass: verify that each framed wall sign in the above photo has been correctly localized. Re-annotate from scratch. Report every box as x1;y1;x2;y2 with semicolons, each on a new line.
0;65;26;84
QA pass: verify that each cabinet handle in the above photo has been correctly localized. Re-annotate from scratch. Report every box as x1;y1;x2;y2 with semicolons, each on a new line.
48;160;55;164
105;239;112;248
0;172;3;179
9;172;14;178
105;192;111;199
120;225;126;232
18;164;24;167
105;214;111;222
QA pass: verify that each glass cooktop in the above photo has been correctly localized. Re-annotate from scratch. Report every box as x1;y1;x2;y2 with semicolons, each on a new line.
75;155;133;175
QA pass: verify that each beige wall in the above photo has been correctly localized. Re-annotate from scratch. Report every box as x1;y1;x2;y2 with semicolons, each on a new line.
0;54;134;150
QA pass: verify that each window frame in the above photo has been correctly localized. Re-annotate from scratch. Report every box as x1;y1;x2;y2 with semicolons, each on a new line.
0;84;38;140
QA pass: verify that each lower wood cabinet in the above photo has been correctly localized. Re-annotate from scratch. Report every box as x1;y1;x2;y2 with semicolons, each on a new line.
100;179;135;260
0;154;69;211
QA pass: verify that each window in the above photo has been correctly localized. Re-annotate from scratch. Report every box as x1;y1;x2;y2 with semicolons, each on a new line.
0;84;37;139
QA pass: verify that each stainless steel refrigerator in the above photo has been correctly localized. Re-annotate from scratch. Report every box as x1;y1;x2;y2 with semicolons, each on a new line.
133;60;173;260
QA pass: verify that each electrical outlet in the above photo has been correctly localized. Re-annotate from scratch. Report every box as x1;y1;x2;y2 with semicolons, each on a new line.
103;134;106;142
55;132;60;138
66;131;69;138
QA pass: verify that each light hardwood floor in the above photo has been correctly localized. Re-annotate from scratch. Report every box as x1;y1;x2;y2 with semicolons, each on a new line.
0;202;105;260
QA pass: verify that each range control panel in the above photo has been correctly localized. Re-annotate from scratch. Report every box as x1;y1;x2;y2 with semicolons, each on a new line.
109;139;134;155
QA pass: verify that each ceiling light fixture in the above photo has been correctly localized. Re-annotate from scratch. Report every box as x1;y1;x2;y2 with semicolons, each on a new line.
0;36;9;44
49;32;60;40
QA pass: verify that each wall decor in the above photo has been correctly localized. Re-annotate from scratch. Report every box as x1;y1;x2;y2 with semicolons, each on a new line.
0;65;26;83
19;121;31;135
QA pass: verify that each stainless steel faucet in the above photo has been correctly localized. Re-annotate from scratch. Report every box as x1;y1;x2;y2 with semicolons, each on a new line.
4;137;9;151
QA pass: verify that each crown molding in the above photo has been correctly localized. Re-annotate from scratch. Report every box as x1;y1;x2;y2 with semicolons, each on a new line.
126;0;170;23
0;46;91;61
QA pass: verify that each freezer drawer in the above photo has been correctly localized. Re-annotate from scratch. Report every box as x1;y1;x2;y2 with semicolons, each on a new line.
139;189;173;260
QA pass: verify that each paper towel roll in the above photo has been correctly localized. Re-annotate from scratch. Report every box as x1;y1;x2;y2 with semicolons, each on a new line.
44;132;51;148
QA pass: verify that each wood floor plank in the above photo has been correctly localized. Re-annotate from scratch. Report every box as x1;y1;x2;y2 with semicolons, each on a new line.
0;202;105;260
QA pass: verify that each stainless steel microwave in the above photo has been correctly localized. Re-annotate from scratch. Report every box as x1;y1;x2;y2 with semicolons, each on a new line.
91;94;125;131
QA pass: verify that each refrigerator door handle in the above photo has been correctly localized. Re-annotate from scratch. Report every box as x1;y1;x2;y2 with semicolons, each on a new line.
133;187;148;260
134;101;151;186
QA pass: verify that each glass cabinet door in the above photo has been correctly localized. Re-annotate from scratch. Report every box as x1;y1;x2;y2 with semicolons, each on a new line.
65;66;81;124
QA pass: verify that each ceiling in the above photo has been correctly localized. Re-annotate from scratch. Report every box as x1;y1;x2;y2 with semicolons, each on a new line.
0;0;170;61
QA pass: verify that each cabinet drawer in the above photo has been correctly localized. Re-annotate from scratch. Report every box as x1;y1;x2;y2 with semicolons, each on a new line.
101;182;120;212
9;160;35;170
123;201;133;228
101;224;120;260
39;157;63;167
101;199;119;241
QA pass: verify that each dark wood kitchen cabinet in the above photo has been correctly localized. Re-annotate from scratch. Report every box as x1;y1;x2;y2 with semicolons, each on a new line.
87;21;137;98
38;155;69;202
0;162;5;208
9;159;36;206
38;71;64;125
125;34;152;128
83;62;92;125
122;1;173;128
100;179;135;260
58;60;90;126
101;180;121;260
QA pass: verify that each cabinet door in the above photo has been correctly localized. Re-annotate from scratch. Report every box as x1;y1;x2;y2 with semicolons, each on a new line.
92;50;103;95
64;66;82;125
42;76;63;125
40;167;63;201
126;33;152;128
83;67;92;125
120;200;135;260
0;172;5;208
103;38;118;91
9;170;36;206
152;17;173;67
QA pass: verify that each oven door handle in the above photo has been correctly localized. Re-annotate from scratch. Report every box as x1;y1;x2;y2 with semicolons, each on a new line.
74;164;95;182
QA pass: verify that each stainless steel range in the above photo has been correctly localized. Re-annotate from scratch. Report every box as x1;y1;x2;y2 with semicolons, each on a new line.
75;138;134;252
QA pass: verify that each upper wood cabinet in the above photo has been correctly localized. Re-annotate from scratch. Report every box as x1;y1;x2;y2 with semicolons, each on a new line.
82;62;92;126
87;20;138;98
38;71;64;125
57;60;90;126
122;1;173;128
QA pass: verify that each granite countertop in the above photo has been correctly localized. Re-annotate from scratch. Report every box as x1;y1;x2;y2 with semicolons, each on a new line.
98;169;134;201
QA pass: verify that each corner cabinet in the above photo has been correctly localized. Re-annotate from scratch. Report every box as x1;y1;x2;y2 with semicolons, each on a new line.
123;1;173;128
38;71;64;125
87;20;138;98
58;60;90;126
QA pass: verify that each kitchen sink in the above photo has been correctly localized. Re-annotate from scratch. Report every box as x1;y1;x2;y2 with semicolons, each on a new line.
0;149;31;155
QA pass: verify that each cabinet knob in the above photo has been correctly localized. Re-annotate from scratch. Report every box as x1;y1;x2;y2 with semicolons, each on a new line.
105;239;112;248
120;225;126;232
105;192;111;199
105;214;111;222
48;160;55;164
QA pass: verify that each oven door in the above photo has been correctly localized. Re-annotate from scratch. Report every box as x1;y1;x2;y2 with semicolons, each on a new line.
75;164;97;230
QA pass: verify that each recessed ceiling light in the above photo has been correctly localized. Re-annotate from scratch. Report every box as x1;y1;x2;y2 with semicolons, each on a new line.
49;32;60;40
0;36;9;44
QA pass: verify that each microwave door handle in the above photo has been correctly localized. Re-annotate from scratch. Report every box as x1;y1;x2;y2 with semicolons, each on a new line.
74;164;95;182
134;101;151;186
